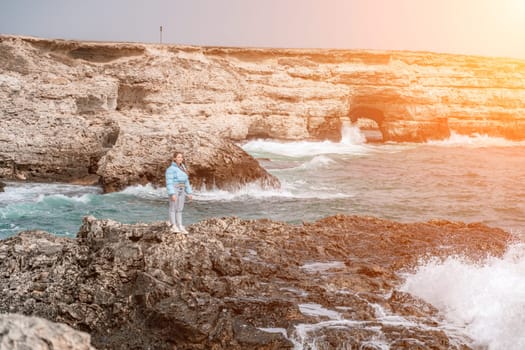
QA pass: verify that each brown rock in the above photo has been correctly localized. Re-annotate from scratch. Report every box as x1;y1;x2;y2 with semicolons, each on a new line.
0;215;513;349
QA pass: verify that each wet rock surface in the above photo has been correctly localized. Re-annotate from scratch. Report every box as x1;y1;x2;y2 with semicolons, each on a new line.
0;215;512;349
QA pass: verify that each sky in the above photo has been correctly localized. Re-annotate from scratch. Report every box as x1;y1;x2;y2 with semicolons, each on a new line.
1;0;525;59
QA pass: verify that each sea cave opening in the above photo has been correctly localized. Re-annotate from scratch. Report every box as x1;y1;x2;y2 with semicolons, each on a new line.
348;106;385;143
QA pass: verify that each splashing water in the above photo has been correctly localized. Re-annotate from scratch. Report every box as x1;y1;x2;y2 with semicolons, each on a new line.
3;124;525;236
428;131;525;147
242;124;369;158
400;243;525;350
1;124;525;348
341;120;367;145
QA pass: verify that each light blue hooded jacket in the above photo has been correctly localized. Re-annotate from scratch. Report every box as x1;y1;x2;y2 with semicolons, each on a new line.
165;162;193;196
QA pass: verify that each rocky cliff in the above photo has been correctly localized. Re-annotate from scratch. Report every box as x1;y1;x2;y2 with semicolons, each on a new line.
0;215;511;349
1;35;525;189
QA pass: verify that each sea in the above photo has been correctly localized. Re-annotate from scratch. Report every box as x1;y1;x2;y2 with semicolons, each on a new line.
1;124;524;349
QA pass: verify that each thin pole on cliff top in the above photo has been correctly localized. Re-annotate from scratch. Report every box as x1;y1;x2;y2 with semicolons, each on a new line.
160;25;163;44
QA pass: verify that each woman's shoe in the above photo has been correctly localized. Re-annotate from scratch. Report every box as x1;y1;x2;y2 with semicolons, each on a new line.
179;226;189;234
170;225;180;233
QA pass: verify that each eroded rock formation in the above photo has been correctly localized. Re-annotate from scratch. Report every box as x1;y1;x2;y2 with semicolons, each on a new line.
0;36;281;191
1;35;525;188
97;131;279;192
0;215;511;349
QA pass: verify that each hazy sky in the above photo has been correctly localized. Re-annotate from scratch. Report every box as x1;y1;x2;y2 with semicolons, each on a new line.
1;0;525;59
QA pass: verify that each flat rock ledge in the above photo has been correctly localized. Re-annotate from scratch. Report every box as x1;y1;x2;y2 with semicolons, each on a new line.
0;215;512;349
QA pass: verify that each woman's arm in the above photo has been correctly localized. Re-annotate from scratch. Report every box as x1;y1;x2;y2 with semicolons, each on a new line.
165;166;176;195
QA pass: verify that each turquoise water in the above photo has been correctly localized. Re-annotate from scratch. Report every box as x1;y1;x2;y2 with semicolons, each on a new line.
2;126;525;349
1;126;525;239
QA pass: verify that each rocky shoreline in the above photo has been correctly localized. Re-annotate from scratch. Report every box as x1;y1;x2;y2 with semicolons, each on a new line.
2;35;524;348
2;35;525;191
0;214;512;349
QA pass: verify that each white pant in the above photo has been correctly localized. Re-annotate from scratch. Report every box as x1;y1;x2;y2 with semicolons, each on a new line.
168;186;186;228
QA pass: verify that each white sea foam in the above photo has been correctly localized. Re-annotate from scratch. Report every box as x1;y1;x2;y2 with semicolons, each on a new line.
242;124;370;158
35;193;94;204
340;121;367;145
115;179;352;203
120;183;288;202
121;183;167;199
294;155;335;170
291;301;470;350
193;181;351;201
400;243;525;350
427;131;524;147
300;261;345;273
242;138;371;158
194;182;291;201
299;303;342;320
0;182;101;205
241;123;418;160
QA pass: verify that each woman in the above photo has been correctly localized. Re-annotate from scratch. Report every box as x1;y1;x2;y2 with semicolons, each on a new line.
165;151;193;234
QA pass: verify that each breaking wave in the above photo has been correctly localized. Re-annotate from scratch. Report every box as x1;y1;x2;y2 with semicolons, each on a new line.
428;131;525;147
241;124;370;158
400;243;525;350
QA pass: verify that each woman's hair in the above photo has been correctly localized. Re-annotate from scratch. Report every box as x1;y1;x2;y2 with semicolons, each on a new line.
172;151;188;172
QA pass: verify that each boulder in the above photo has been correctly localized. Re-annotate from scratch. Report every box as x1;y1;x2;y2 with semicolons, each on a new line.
0;313;95;350
96;131;280;193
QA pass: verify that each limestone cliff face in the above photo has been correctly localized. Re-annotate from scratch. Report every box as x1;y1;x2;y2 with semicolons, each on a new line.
1;35;525;187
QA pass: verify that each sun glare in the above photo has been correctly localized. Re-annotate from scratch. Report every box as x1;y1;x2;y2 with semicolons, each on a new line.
512;0;525;12
506;0;525;18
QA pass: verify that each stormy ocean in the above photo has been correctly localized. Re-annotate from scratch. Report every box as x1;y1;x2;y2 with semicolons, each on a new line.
1;124;525;349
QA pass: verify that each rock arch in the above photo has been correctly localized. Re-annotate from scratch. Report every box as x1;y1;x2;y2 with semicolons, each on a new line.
349;106;385;125
348;106;385;142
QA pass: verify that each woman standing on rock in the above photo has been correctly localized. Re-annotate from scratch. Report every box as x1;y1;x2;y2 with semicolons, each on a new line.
165;151;193;234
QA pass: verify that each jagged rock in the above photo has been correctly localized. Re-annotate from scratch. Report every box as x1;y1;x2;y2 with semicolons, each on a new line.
0;36;277;190
2;35;525;186
0;313;95;350
0;109;119;182
0;214;511;349
96;131;279;193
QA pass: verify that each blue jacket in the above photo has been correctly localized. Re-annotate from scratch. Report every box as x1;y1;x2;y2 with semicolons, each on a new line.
165;162;192;196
